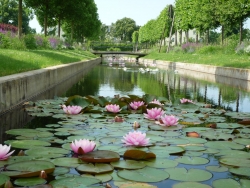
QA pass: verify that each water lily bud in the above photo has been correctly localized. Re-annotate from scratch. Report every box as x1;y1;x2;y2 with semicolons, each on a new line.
17;150;25;156
208;123;217;129
181;111;187;114
186;131;200;138
39;170;47;179
106;183;112;188
114;116;124;122
4;180;14;188
133;121;140;129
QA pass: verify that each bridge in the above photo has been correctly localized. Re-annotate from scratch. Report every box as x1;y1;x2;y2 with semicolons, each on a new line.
92;51;148;63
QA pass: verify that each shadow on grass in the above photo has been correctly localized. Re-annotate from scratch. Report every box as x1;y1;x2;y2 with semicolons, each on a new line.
0;53;41;77
28;50;84;64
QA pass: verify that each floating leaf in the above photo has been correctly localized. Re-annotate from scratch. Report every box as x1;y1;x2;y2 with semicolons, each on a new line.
219;157;250;167
229;167;250;176
120;182;157;188
49;176;100;187
25;147;70;158
0;174;10;187
204;141;245;150
175;156;209;165
9;140;51;149
51;157;83;168
80;150;120;163
173;182;212;188
145;158;178;168
123;150;156;160
117;167;169;182
76;163;113;174
206;166;228;172
14;177;46;186
149;146;185;154
111;160;146;170
4;160;55;178
165;168;212;181
212;179;241;188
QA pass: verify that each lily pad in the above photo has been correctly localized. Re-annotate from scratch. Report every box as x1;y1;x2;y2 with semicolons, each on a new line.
111;160;146;170
173;182;212;188
145;158;178;168
9;140;51;149
51;157;83;168
219;157;250;167
123;150;156;160
206;166;228;172
76;163;114;174
165;167;212;181
49;176;100;188
212;179;241;188
14;177;46;186
0;174;10;187
229;167;250;176
80;150;120;163
117;167;169;182
25;147;70;158
204;141;245;150
175;156;209;165
5;160;55;178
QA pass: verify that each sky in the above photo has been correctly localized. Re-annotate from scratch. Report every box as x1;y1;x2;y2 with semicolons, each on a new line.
30;0;250;33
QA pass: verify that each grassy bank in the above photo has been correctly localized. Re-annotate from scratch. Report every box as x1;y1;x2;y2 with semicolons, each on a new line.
0;49;97;77
144;51;250;69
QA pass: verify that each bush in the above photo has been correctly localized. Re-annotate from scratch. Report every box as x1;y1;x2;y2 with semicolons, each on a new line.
48;37;61;49
244;45;250;55
24;34;37;49
35;35;49;49
197;45;222;54
107;47;121;51
182;43;201;53
0;33;11;48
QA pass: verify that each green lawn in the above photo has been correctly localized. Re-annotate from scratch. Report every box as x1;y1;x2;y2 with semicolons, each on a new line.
144;51;250;69
0;49;97;77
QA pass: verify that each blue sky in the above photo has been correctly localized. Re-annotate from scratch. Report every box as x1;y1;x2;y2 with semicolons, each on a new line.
30;0;250;33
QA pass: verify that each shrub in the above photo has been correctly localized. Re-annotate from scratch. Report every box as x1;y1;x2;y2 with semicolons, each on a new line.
0;33;11;48
244;45;250;55
48;37;61;49
35;35;49;49
197;45;222;54
24;34;37;49
107;47;121;51
182;42;201;53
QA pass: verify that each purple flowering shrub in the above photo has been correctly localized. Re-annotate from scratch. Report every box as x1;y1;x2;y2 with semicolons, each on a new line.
181;42;201;53
0;23;18;34
48;37;61;49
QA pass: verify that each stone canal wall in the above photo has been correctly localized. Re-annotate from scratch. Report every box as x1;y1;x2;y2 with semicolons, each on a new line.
0;58;101;114
140;59;250;81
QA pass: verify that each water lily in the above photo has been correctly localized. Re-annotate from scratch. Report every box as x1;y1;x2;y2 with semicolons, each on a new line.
0;144;15;160
129;101;145;110
62;105;82;115
122;131;150;146
160;114;179;126
180;98;194;104
144;107;164;120
105;104;121;113
70;139;96;154
150;99;163;106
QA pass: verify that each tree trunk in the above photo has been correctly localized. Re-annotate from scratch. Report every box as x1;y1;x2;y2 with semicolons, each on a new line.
167;13;175;53
185;30;189;43
18;0;22;38
179;30;182;46
195;32;198;43
175;31;177;46
221;25;224;45
206;29;210;44
239;20;243;44
58;18;61;37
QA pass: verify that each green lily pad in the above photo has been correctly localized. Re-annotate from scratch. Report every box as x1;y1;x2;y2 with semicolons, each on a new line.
183;151;203;157
0;174;10;187
233;138;250;146
14;177;46;186
81;173;112;183
184;137;207;144
215;149;250;158
219;157;250;167
148;125;182;131
206;166;228;172
99;137;123;144
173;182;212;188
5;160;55;178
111;160;146;170
216;123;243;129
51;167;70;176
117;167;169;182
204;141;245;150
184;146;206;151
9;140;51;149
229;167;250;176
145;158;178;168
51;157;83;168
175;156;209;165
25;147;70;158
212;179;241;188
165;167;212;181
49;176;100;188
76;163;114;174
149;146;185;154
80;150;120;163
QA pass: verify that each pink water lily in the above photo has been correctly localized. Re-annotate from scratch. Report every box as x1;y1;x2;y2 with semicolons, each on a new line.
129;101;145;110
62;105;82;114
160;114;179;126
70;139;96;154
144;107;164;120
122;131;150;146
150;99;163;106
0;144;15;160
105;104;121;113
180;98;194;104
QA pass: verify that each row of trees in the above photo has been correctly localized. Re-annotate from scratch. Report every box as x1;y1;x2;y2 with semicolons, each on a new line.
0;0;101;43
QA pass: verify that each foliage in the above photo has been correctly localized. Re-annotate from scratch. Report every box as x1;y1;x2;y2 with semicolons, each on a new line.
24;34;37;49
90;42;134;51
181;43;201;53
197;45;223;54
111;17;139;42
0;23;18;33
106;47;121;51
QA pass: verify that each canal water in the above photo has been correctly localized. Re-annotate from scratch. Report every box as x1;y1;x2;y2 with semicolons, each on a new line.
1;58;250;187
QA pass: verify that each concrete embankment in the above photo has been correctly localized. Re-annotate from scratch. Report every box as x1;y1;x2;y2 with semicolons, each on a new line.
140;59;250;91
0;58;101;114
